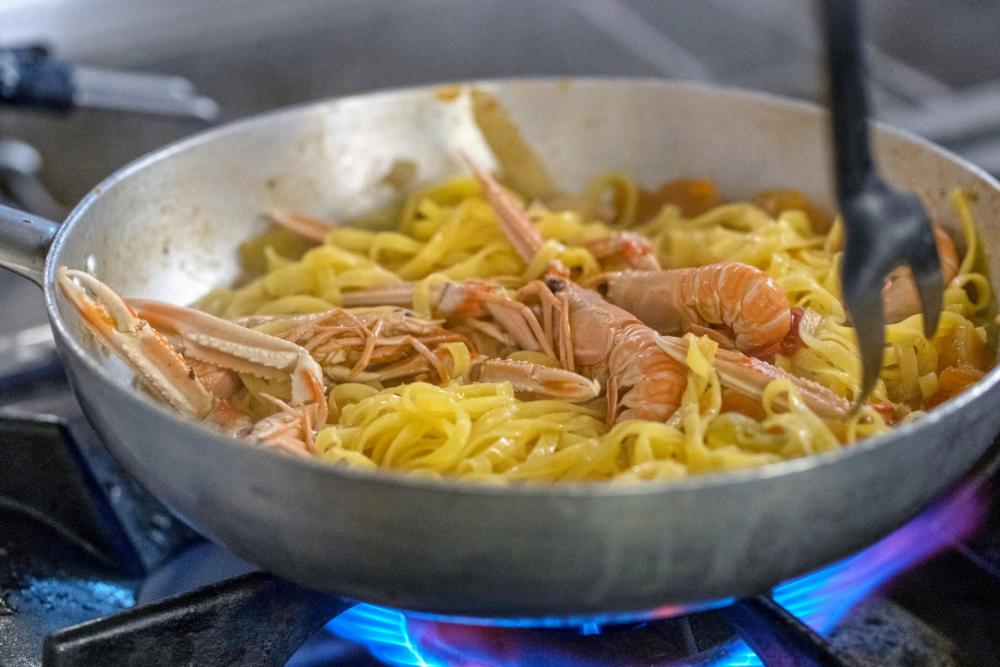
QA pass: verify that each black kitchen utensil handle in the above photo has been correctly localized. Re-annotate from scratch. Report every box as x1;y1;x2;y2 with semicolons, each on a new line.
0;45;75;111
822;0;874;198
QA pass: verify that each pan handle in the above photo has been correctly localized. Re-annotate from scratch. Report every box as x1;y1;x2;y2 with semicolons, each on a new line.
0;202;60;286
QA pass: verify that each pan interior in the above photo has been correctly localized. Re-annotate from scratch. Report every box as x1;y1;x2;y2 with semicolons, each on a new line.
48;78;1000;436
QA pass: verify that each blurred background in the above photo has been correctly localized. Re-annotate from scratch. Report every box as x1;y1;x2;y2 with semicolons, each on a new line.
3;0;1000;335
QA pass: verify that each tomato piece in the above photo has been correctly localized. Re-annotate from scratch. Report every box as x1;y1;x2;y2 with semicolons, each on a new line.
926;365;986;408
720;387;767;421
637;179;719;220
935;322;989;372
753;189;829;232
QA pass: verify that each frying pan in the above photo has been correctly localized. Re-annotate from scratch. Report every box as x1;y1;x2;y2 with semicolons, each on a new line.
2;79;999;622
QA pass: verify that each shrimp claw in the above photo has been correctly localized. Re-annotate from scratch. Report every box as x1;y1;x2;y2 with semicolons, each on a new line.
128;299;325;406
655;336;851;420
57;268;214;417
469;358;599;402
60;268;327;455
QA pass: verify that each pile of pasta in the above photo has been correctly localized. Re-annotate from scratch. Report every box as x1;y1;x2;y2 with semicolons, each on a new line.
198;173;994;482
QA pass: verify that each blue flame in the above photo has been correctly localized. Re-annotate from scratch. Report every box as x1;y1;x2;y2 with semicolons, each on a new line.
713;482;985;666
327;603;447;667
326;483;985;666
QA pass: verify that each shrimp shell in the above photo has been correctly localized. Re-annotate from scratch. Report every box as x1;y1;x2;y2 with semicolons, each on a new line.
594;263;791;354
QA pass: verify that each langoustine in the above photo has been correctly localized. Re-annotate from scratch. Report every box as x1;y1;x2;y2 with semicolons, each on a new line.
344;272;850;424
132;297;599;404
588;263;792;355
58;268;327;457
540;276;850;423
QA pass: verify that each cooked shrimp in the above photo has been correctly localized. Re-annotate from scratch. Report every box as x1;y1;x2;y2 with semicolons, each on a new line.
346;270;842;423
465;156;545;262
348;274;690;421
58;268;328;455
247;395;328;458
232;307;468;385
340;281;598;402
589;263;791;355
543;277;850;423
343;279;565;365
543;277;687;422
126;298;326;406
655;336;852;421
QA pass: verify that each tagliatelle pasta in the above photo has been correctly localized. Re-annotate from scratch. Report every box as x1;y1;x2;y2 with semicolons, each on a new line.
314;338;796;482
64;154;994;483
312;331;884;483
187;169;996;481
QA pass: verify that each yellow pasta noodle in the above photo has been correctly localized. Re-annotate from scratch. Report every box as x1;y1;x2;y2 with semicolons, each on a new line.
312;335;881;482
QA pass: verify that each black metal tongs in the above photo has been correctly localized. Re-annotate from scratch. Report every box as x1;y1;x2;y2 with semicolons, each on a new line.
821;0;944;403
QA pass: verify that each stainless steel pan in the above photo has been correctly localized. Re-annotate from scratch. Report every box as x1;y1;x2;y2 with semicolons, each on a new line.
2;79;999;622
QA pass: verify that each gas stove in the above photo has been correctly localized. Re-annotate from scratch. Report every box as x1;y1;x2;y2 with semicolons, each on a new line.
1;336;999;666
5;2;1000;665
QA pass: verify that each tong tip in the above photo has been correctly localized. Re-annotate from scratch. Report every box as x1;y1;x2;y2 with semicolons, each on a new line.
843;286;885;407
914;266;945;340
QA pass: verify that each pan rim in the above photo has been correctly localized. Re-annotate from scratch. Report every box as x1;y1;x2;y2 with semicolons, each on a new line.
42;75;1000;498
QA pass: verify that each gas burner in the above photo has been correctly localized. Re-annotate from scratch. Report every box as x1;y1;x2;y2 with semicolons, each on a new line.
316;482;989;667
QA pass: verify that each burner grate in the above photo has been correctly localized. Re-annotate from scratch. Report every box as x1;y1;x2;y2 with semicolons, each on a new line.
43;573;345;667
722;598;850;666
